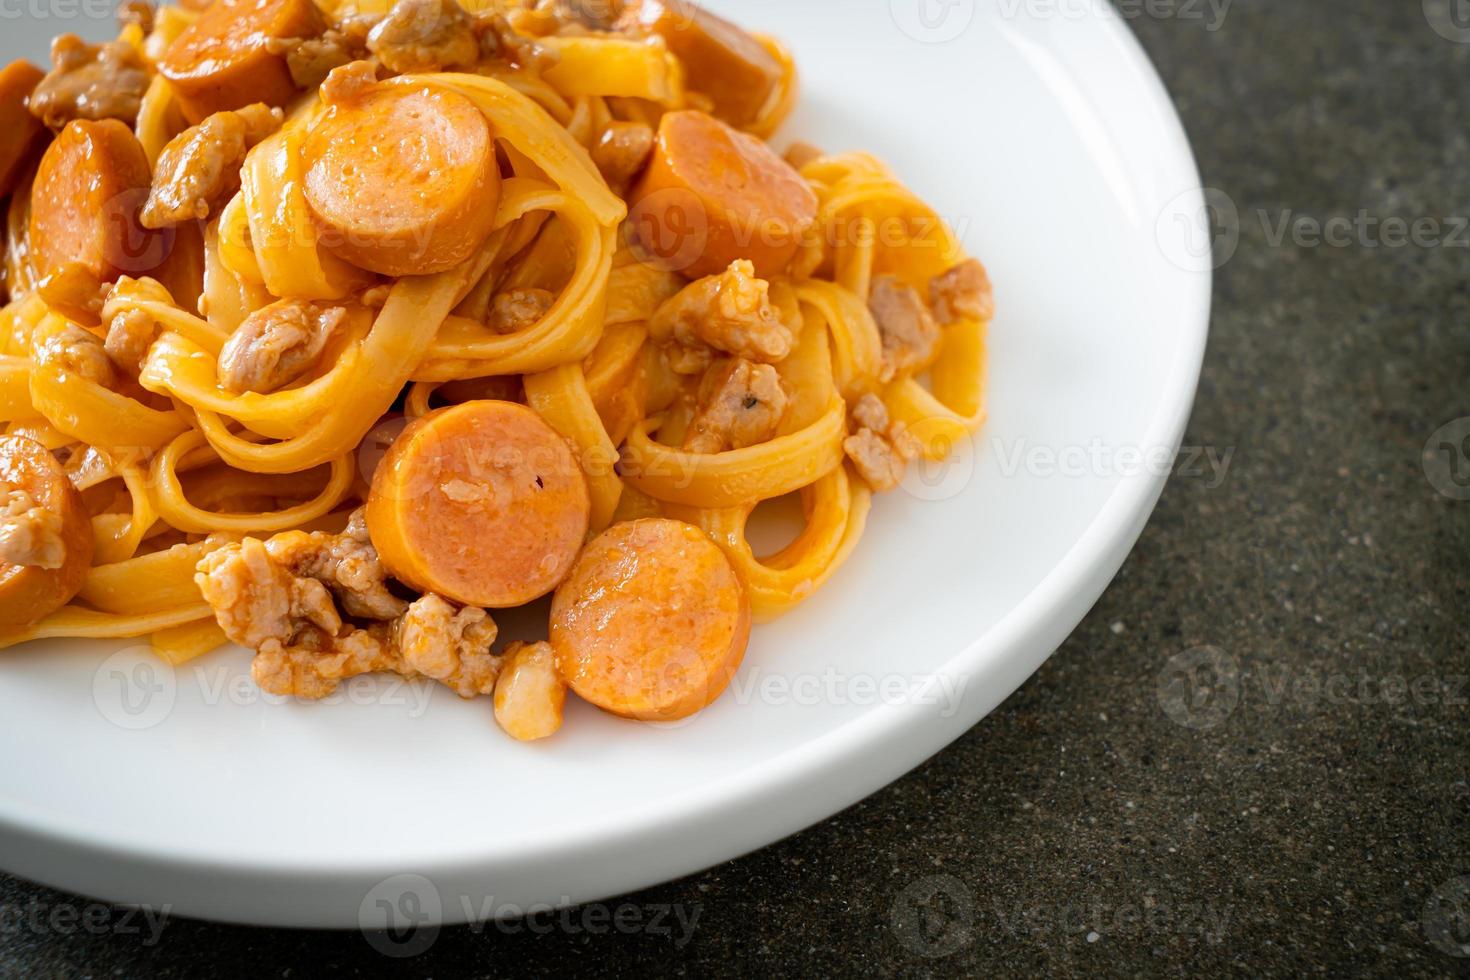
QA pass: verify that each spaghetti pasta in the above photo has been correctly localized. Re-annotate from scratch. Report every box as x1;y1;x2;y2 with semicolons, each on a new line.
0;0;992;739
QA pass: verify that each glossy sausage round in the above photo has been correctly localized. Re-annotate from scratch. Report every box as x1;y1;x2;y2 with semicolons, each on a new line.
629;109;817;280
550;518;751;721
0;60;46;199
158;0;327;123
303;83;501;277
0;435;94;628
625;0;783;129
29;119;161;284
366;400;591;609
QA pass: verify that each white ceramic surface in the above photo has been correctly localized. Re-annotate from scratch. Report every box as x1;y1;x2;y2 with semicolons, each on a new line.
0;0;1210;927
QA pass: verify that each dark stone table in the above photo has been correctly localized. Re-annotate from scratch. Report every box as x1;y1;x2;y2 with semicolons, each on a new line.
4;0;1469;975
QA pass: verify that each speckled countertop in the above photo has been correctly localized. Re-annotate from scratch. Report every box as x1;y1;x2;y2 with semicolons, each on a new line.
4;1;1470;976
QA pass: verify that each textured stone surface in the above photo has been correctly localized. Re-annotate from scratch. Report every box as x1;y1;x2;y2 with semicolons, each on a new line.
4;1;1469;976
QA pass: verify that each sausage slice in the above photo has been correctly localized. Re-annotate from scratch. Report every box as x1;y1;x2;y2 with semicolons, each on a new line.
29;119;162;286
622;0;782;129
0;60;46;199
158;0;327;123
550;518;750;721
0;435;93;628
366;401;591;608
629;109;816;280
302;82;501;276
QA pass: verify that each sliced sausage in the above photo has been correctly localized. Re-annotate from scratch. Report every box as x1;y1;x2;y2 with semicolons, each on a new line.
29;119;163;286
158;0;328;123
0;61;46;199
0;435;93;628
302;82;500;277
622;0;782;130
629;109;817;280
550;518;750;721
366;400;591;608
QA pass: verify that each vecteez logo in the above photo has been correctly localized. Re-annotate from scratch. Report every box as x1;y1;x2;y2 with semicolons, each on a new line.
890;0;976;43
1423;418;1470;501
359;874;442;958
1424;876;1470;957
92;646;177;731
1425;0;1470;43
1155;646;1241;730
890;874;975;957
1155;187;1239;273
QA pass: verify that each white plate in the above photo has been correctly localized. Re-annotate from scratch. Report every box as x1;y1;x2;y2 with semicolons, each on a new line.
0;0;1209;927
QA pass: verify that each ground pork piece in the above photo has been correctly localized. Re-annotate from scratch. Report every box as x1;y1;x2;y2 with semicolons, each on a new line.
197;524;507;701
845;428;905;493
488;287;555;334
662;343;712;377
140;104;283;229
28;34;150;128
35;322;116;388
279;33;354;89
493;640;564;741
534;0;619;30
591;121;654;195
102;307;158;373
929;259;994;326
367;0;480;73
267;15;377;89
118;0;153;33
682;357;788;454
474;12;558;71
197;512;405;644
843;393;921;493
37;262;109;325
217;298;346;394
319;60;381;104
196;537;343;648
650;259;795;370
0;487;65;569
868;275;939;383
251;623;398;699
397;593;501;697
850;391;890;433
251;595;502;699
264;509;409;622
